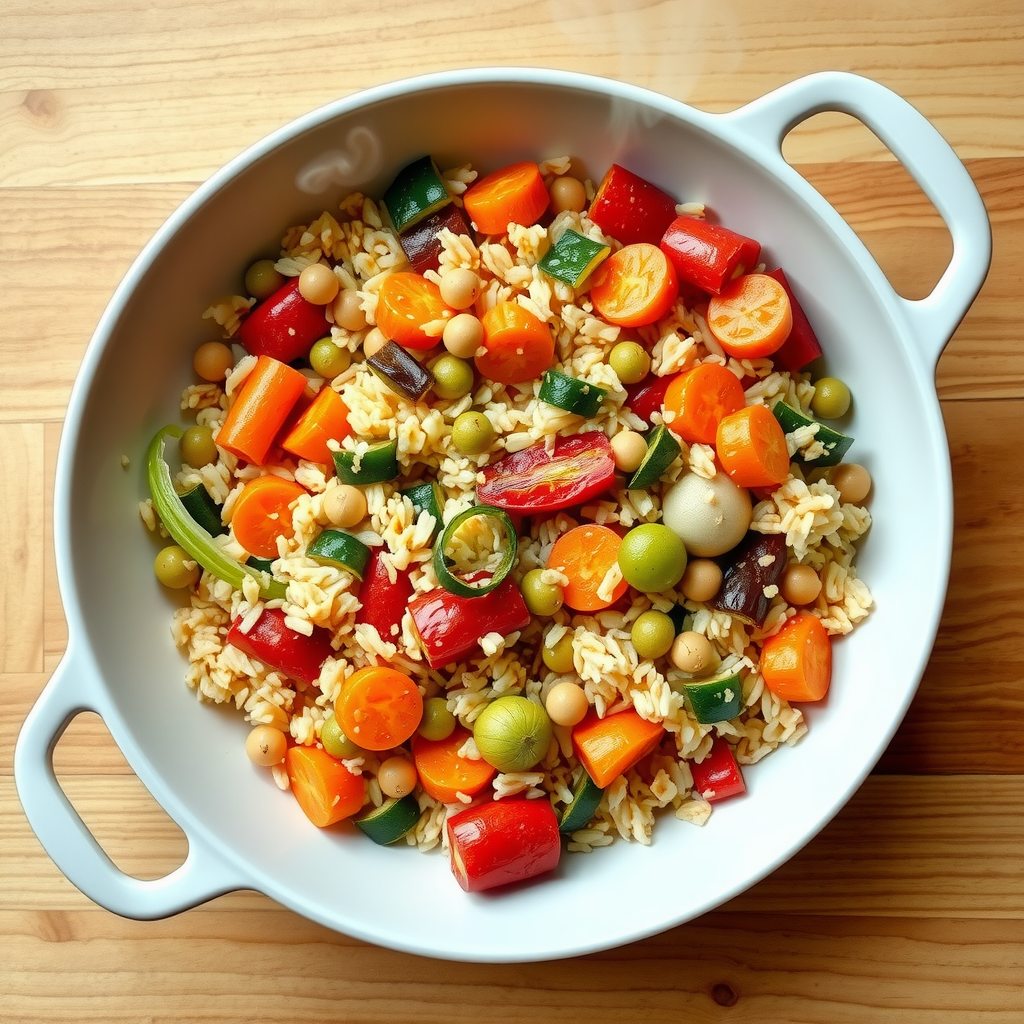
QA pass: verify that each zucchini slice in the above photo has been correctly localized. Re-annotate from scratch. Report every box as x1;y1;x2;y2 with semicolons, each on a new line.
538;369;607;418
354;795;421;845
627;423;682;490
401;480;445;540
683;671;743;725
245;555;275;574
559;769;604;834
332;439;400;485
771;400;854;467
432;504;518;597
538;228;610;288
177;481;225;536
382;156;452;234
367;340;435;402
307;528;371;579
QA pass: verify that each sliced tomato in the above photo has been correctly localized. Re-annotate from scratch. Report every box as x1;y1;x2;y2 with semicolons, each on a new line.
589;243;679;327
476;432;616;514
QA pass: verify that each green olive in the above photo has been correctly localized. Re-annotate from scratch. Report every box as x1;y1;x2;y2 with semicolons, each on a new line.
179;424;218;468
520;568;564;617
630;609;676;660
309;337;351;379
542;631;575;674
417;696;457;741
617;523;688;594
451;410;495;456
320;713;362;759
811;376;852;419
608;341;651;385
154;545;200;589
473;695;553;772
430;354;475;400
244;258;285;301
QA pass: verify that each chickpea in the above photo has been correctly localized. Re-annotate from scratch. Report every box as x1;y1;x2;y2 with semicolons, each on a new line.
548;175;587;214
245;724;287;766
545;681;589;727
298;262;340;305
780;563;822;606
670;631;720;677
439;268;480;310
332;288;368;332
193;340;234;382
442;312;484;359
831;463;872;505
680;558;723;604
323;484;367;528
378;756;418;799
362;327;389;359
610;430;648;474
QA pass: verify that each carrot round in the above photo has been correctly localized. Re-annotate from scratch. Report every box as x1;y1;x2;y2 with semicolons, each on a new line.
411;726;496;804
571;708;665;789
706;272;793;358
716;403;791;488
760;612;832;702
216;354;308;466
279;385;352;464
231;474;307;559
475;300;555;385
375;272;454;351
589;242;679;327
285;744;365;827
334;666;424;751
462;160;550;235
548;524;628;612
662;362;746;444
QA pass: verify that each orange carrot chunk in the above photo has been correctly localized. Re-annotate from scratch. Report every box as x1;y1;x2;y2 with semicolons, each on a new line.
279;385;352;464
662;362;746;445
334;666;424;751
706;272;793;359
589;242;679;327
462;161;550;235
375;272;455;351
571;709;666;789
285;745;366;828
548;524;628;613
716;403;791;488
230;474;307;559
760;612;832;702
411;727;497;804
475;300;555;385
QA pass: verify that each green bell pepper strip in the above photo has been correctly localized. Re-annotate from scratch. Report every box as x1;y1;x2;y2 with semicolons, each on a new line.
146;425;287;601
432;504;518;598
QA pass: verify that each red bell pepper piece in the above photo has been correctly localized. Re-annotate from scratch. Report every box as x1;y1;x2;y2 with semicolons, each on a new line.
689;737;746;803
409;575;531;669
225;606;334;685
659;215;761;296
624;372;681;427
355;548;414;642
764;268;823;372
589;164;679;247
476;432;616;514
400;203;473;274
446;797;561;892
236;277;331;364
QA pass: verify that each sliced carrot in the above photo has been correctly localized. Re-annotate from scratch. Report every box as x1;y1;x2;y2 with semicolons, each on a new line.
475;300;555;385
662;362;746;444
231;474;307;559
285;744;366;827
279;385;352;464
216;354;308;466
589;242;679;327
715;403;791;488
334;666;423;751
462;160;550;235
375;272;454;351
548;524;628;613
706;272;793;358
571;709;665;789
411;726;496;804
760;612;832;702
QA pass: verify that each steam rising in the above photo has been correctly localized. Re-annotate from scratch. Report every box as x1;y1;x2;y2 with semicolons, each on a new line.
296;125;382;194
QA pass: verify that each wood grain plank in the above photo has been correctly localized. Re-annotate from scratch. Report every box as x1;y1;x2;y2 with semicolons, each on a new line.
4;775;1022;917
42;421;66;669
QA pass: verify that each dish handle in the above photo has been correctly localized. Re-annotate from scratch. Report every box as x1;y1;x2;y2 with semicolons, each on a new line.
14;644;247;918
722;71;992;369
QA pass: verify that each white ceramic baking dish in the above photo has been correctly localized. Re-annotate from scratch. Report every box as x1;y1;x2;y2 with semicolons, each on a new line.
15;68;990;962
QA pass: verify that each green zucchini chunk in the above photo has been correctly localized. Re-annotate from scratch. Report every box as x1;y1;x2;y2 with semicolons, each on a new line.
401;480;445;539
538;369;608;418
307;528;371;579
627;423;682;490
177;481;225;536
538;228;610;288
332;438;400;485
354;795;421;845
382;156;452;234
683;671;743;725
559;769;605;834
771;400;854;467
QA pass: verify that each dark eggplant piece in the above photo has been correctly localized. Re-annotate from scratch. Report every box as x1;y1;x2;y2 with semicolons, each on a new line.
709;531;787;627
367;340;435;401
399;203;473;274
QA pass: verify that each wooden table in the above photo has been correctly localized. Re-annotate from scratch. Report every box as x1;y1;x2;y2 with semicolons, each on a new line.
2;2;1021;1020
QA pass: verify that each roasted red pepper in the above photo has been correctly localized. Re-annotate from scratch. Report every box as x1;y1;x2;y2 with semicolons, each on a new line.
400;203;473;274
659;215;761;296
476;432;615;514
588;164;679;247
236;277;331;364
409;575;531;669
764;268;823;372
355;548;414;642
225;606;334;685
689;738;746;803
446;797;561;892
624;372;682;427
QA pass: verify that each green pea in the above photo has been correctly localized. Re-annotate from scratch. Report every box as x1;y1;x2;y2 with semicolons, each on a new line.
811;376;852;419
451;410;496;456
320;713;361;759
617;523;688;594
608;341;651;385
541;631;575;674
520;568;564;617
630;609;676;660
417;697;457;741
154;545;200;589
179;424;218;468
244;258;285;301
430;354;475;401
309;337;351;379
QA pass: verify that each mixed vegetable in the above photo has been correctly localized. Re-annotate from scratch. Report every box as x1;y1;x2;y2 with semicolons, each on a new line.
144;154;873;894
